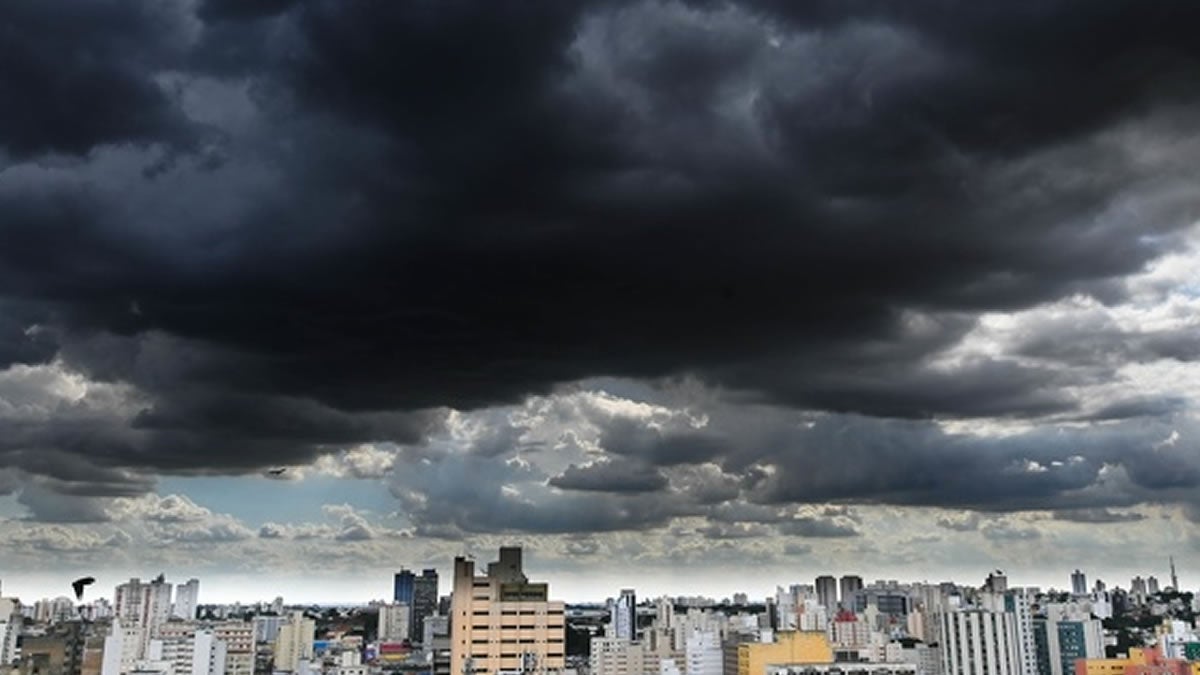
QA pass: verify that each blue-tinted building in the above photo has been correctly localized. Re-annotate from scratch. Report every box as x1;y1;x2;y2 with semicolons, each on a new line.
394;569;415;604
1034;616;1104;675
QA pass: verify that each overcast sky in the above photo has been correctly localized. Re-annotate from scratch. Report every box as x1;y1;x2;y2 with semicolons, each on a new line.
2;0;1200;604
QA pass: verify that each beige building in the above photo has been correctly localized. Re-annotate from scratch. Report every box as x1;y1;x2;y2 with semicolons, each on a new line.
273;612;315;673
590;637;674;675
450;547;566;675
211;622;253;675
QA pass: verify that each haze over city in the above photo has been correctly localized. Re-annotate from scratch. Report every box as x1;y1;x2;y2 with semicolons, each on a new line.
2;0;1200;612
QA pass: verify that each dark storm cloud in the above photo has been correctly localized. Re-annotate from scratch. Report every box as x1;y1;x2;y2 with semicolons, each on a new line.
601;418;728;465
388;453;694;535
198;0;298;22
549;460;670;493
2;0;1200;516
0;0;195;158
0;304;56;369
1081;397;1188;422
571;407;1200;515
1014;309;1200;368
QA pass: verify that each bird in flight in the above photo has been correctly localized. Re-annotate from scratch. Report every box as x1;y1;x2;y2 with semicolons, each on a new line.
72;577;96;601
266;467;287;476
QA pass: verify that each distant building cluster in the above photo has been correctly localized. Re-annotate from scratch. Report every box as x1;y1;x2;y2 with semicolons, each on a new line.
2;558;1199;675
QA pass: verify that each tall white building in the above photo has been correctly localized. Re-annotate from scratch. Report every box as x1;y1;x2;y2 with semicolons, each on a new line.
174;579;200;620
684;631;722;675
999;591;1037;675
101;618;147;675
377;603;411;643
274;611;315;673
940;609;1021;675
655;597;675;631
0;597;20;666
114;576;174;660
775;587;798;631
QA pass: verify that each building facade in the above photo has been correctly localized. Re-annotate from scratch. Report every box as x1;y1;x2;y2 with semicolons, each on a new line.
378;603;411;643
173;580;200;621
450;547;566;675
940;609;1021;675
273;611;315;673
412;570;440;644
815;579;838;613
614;590;638;642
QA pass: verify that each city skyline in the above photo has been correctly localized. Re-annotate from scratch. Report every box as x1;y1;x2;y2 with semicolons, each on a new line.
8;544;1199;675
1;561;1191;607
3;0;1200;597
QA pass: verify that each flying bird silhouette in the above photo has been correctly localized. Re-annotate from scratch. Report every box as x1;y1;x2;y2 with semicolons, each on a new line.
266;467;287;476
71;577;95;601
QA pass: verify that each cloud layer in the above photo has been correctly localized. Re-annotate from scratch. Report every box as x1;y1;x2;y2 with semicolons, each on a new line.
1;0;1199;586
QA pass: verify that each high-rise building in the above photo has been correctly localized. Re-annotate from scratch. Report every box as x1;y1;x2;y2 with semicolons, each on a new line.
1170;557;1179;592
100;618;145;675
273;611;315;673
612;589;637;641
173;579;200;620
838;577;863;610
112;576;173;660
686;631;723;675
940;609;1021;675
0;617;19;666
1033;611;1103;675
378;603;411;643
1070;571;1086;596
411;569;439;643
1002;591;1039;675
394;570;416;605
113;580;144;625
212;621;254;675
1147;577;1160;595
1130;577;1147;597
814;577;837;612
450;547;565;675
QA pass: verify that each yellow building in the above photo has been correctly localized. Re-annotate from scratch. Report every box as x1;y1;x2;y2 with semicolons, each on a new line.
738;631;835;675
450;547;566;675
1076;647;1200;675
1076;659;1128;675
